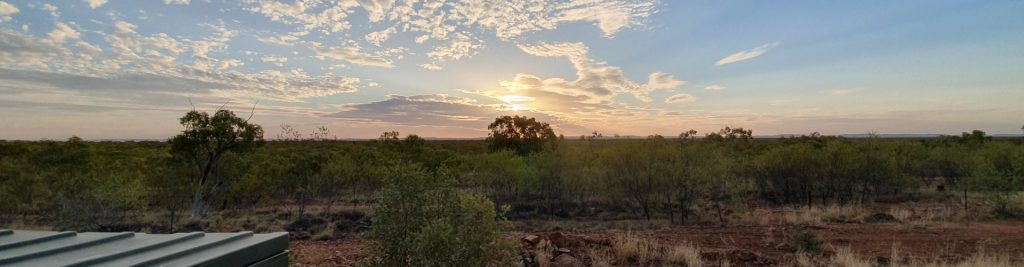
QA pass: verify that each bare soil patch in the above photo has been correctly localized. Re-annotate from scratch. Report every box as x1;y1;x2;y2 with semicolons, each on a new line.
288;221;1024;266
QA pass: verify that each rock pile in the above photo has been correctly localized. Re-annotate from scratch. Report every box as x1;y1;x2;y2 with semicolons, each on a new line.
520;232;579;267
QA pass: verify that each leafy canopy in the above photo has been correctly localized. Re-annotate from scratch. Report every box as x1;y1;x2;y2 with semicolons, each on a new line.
485;115;556;156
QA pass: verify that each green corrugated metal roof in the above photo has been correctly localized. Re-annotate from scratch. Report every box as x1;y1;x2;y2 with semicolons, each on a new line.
0;229;288;267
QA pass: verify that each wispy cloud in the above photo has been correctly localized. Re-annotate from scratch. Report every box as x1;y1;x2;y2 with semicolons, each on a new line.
164;0;190;5
665;93;697;104
326;94;567;131
716;42;778;66
704;84;726;91
827;88;864;96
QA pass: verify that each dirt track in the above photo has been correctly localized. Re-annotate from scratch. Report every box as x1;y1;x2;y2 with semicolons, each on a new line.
288;221;1024;266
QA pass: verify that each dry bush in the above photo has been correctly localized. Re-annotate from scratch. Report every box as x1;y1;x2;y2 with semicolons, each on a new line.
665;242;703;267
612;232;661;265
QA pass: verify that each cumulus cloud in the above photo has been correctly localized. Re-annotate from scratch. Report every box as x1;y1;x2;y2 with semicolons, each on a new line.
0;1;18;21
419;63;441;71
39;4;59;17
364;26;396;47
446;0;656;40
0;30;71;69
716;42;778;66
555;0;656;38
422;33;484;70
256;32;302;46
0;0;674;138
260;55;288;66
0;22;362;102
189;23;238;71
428;41;686;127
665;93;696;104
47;22;80;44
307;41;394;68
646;72;686;90
242;0;661;69
514;42;684;102
164;0;190;5
357;0;394;22
247;0;357;34
84;0;106;9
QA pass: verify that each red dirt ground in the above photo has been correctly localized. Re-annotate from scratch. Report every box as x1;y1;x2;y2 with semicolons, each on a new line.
288;221;1024;266
289;234;369;267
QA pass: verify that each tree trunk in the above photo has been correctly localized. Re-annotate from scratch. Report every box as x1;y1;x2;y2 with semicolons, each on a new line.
325;198;334;216
716;204;725;225
679;203;689;224
642;202;651;221
169;208;177;233
190;190;205;220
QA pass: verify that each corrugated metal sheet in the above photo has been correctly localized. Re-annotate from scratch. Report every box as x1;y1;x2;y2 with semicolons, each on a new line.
0;229;288;267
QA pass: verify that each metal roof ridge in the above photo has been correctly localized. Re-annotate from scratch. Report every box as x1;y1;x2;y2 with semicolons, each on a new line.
127;231;254;267
0;232;135;265
63;232;207;267
0;231;76;251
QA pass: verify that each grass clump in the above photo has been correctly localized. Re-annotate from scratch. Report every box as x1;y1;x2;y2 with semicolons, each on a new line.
613;232;660;265
666;242;703;267
792;230;823;253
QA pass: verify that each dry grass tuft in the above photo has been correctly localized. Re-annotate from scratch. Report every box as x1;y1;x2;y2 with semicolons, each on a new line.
788;244;1020;267
665;242;703;267
907;252;1014;267
589;251;614;267
780;205;866;225
831;247;871;267
888;206;964;230
940;253;1014;267
535;246;553;267
891;207;914;222
612;232;661;265
793;252;814;267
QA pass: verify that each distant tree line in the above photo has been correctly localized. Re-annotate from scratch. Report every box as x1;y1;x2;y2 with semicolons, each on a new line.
0;110;1022;231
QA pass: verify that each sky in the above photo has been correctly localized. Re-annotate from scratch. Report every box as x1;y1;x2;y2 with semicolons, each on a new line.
0;0;1022;140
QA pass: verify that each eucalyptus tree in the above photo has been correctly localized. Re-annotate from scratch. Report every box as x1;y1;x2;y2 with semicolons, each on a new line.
169;109;264;219
486;115;557;156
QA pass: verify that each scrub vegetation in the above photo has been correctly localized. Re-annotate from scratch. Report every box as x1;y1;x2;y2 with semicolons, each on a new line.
2;110;1023;266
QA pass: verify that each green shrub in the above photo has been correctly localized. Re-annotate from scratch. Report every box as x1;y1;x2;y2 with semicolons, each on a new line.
368;166;514;267
792;230;823;253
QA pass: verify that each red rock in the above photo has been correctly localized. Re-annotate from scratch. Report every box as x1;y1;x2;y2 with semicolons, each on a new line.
547;232;568;248
551;254;580;267
523;234;541;245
